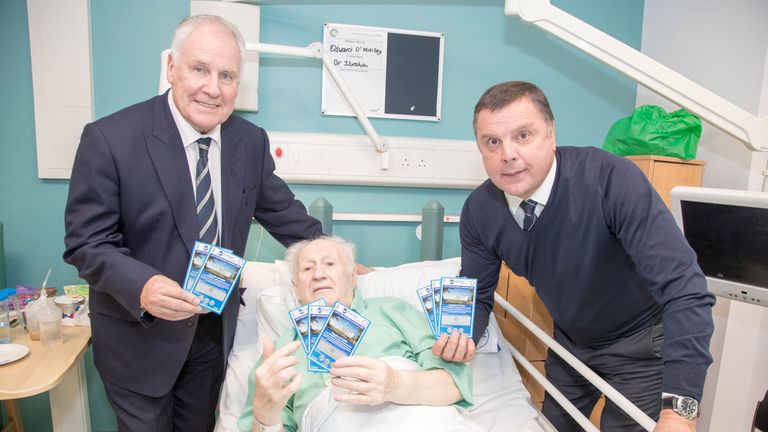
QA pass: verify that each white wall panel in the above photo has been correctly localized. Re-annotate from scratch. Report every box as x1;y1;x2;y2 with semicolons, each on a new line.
27;0;94;179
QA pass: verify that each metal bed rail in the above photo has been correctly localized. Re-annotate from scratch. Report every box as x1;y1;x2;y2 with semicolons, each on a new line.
494;293;657;431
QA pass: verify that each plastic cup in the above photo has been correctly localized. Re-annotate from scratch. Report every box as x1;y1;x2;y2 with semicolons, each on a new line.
39;314;63;347
0;299;10;344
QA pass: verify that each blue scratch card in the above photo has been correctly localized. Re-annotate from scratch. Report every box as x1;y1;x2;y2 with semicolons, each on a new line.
183;241;211;291
308;303;370;372
416;285;437;338
437;277;477;338
189;246;245;314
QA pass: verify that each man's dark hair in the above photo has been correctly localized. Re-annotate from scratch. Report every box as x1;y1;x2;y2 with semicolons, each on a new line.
473;81;555;133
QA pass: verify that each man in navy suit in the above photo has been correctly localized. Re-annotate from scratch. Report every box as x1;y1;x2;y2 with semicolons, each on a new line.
64;15;321;431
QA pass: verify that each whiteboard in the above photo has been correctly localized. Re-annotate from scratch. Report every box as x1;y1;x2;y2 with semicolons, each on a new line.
321;23;444;122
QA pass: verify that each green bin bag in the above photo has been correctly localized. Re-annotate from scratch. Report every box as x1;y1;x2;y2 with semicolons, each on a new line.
602;105;701;160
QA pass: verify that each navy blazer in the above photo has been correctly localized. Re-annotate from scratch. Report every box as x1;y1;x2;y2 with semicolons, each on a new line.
64;92;321;396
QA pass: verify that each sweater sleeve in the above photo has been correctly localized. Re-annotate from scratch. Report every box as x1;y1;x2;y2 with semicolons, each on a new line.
459;193;502;343
600;155;715;399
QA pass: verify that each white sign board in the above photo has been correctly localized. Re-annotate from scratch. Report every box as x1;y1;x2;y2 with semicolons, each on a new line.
321;23;444;121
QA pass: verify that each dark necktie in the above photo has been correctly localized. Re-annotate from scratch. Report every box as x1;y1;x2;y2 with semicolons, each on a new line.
520;199;538;231
196;137;218;245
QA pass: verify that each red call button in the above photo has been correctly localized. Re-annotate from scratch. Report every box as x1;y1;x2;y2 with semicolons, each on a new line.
275;147;283;157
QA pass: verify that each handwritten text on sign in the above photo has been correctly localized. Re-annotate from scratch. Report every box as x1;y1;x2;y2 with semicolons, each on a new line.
322;24;387;115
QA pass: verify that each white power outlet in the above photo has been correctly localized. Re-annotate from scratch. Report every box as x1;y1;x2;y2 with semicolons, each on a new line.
392;148;434;178
289;143;330;174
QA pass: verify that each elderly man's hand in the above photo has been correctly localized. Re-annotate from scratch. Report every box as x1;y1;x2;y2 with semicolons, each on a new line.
355;262;374;274
432;331;476;363
252;337;303;427
139;275;201;320
329;356;399;405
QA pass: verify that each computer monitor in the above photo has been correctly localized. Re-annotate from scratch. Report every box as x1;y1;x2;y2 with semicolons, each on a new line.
670;186;768;307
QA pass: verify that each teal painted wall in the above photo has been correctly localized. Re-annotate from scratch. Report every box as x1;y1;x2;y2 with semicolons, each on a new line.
0;0;643;430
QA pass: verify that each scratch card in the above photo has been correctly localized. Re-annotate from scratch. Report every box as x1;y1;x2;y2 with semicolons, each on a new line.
308;303;370;372
416;285;437;338
437;277;477;338
183;241;211;291
189;246;245;314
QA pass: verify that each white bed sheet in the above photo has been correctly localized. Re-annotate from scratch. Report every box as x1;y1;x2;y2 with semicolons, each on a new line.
215;258;545;432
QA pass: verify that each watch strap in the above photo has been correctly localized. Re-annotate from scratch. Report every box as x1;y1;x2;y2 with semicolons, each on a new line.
661;397;676;411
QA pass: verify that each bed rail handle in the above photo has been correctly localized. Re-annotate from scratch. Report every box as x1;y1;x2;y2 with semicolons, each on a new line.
494;292;657;431
498;330;597;432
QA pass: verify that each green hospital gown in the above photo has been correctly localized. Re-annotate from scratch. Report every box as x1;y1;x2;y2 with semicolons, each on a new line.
238;292;473;432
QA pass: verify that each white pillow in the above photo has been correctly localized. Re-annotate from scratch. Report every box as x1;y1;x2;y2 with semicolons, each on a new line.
358;257;461;309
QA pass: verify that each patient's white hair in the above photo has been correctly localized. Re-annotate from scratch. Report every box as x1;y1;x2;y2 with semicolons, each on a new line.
170;14;246;73
284;236;357;283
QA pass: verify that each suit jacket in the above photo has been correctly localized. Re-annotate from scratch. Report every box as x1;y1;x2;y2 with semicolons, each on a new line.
64;92;321;396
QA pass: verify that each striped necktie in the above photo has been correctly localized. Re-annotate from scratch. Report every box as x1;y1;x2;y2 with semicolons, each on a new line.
519;199;538;231
196;137;218;245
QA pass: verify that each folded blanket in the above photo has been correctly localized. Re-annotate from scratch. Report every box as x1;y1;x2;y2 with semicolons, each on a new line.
300;356;485;432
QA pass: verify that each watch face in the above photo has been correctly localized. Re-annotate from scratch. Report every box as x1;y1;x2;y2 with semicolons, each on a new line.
678;397;699;419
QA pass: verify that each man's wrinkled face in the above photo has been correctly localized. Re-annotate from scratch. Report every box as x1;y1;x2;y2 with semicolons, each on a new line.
166;22;241;134
293;239;356;306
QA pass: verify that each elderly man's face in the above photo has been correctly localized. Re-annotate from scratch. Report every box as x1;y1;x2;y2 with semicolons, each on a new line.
166;22;241;134
293;239;356;306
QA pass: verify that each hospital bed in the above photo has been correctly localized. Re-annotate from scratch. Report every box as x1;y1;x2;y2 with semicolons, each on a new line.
214;202;656;432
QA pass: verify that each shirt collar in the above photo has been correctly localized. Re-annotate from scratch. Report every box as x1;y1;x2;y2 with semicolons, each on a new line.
505;154;557;209
167;90;221;148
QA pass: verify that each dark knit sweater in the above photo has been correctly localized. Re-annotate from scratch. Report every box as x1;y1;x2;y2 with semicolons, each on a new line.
460;146;714;399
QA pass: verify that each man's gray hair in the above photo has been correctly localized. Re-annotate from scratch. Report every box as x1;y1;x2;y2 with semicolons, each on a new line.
284;236;357;283
170;14;246;74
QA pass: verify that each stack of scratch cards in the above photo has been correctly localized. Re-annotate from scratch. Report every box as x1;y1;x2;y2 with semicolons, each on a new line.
417;277;477;339
289;300;371;372
183;241;246;314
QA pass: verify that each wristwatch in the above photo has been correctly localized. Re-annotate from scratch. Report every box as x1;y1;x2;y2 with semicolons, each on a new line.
661;395;700;420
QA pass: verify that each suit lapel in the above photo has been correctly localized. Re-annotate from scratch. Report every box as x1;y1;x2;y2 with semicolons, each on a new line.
220;119;245;248
146;94;198;255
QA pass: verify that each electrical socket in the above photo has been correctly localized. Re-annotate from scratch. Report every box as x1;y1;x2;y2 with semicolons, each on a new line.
288;143;330;174
392;148;434;178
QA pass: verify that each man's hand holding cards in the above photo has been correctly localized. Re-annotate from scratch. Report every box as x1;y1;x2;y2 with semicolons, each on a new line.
418;277;478;363
183;241;245;314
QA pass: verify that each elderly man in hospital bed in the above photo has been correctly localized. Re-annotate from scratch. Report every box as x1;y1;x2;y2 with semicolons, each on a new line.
237;236;482;432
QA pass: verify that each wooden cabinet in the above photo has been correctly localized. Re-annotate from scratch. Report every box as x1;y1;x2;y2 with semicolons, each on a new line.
495;264;552;410
626;155;706;208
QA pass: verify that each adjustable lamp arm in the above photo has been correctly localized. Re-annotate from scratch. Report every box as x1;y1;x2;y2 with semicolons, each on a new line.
504;0;768;153
245;42;390;169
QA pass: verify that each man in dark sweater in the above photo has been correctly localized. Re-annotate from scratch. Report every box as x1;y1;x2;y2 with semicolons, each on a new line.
435;81;714;431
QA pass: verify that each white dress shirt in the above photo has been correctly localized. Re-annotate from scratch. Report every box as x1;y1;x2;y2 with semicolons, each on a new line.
505;156;557;229
167;91;223;240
